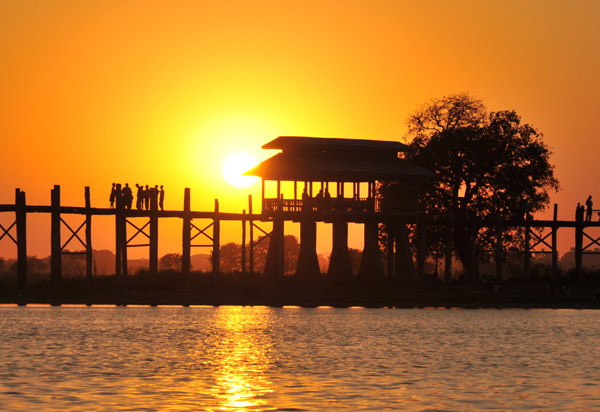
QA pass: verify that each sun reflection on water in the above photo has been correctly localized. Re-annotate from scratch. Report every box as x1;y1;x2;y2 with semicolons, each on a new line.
205;306;274;411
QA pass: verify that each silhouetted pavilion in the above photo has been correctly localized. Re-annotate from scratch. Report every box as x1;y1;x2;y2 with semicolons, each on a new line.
245;136;434;281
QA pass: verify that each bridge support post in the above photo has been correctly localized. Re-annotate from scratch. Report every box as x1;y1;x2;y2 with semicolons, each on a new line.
212;199;220;275
296;220;321;280
51;185;61;288
358;221;384;281
115;184;127;278
575;206;583;280
249;195;254;275
327;220;353;281
15;189;27;291
85;187;93;289
149;189;159;276
551;204;558;281
182;188;191;277
264;218;284;278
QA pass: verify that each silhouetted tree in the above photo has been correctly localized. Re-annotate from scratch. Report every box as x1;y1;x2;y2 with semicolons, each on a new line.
381;93;559;279
159;253;182;272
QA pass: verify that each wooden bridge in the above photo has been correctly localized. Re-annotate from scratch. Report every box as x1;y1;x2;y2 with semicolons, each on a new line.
2;184;600;291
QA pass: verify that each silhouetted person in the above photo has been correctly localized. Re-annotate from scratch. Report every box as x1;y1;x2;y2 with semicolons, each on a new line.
136;184;143;210
109;183;117;209
302;187;309;211
151;185;159;210
122;183;133;210
159;185;165;211
144;185;150;210
324;188;332;211
586;195;593;222
576;203;582;220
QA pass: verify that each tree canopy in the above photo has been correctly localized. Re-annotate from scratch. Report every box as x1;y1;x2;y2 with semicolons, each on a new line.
385;93;559;278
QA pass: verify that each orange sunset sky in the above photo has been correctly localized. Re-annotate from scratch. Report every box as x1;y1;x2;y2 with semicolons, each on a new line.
1;0;599;259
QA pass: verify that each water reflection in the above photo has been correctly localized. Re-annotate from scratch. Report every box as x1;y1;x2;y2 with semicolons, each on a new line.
205;306;274;411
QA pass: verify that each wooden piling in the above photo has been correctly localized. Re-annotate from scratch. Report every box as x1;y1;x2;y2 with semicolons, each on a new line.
182;188;191;276
85;187;93;289
114;184;126;277
241;210;246;274
551;204;558;281
50;185;61;287
15;189;27;291
149;188;158;276
249;195;254;275
575;205;583;279
212;199;220;275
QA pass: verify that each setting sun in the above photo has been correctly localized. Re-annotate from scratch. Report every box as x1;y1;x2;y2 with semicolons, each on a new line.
222;153;259;188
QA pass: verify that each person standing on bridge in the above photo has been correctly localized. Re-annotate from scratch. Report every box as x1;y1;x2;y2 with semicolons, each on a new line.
109;183;117;209
136;184;144;210
159;185;165;211
586;195;593;222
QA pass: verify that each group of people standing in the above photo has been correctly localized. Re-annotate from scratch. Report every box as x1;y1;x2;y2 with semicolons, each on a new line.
576;195;595;222
110;183;165;211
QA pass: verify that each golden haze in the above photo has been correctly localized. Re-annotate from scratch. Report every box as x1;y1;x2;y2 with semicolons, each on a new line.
1;0;599;258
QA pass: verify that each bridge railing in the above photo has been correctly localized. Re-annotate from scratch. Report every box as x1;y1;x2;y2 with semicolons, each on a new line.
263;197;380;213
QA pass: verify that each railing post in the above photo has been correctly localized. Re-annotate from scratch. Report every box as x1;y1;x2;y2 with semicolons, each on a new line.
50;185;61;288
15;189;27;291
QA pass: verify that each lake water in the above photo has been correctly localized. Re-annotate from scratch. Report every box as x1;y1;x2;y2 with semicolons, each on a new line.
1;306;599;411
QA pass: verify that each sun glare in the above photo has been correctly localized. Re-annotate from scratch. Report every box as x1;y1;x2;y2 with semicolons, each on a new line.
222;153;259;188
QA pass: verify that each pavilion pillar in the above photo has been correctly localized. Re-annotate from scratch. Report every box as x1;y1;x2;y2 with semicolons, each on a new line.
264;218;284;278
327;220;353;280
358;221;384;281
295;220;321;280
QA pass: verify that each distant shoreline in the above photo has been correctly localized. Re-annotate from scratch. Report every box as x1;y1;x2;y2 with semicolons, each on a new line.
2;276;599;309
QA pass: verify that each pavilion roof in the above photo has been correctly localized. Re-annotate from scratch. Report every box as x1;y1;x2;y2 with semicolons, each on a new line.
245;136;434;182
262;136;412;152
